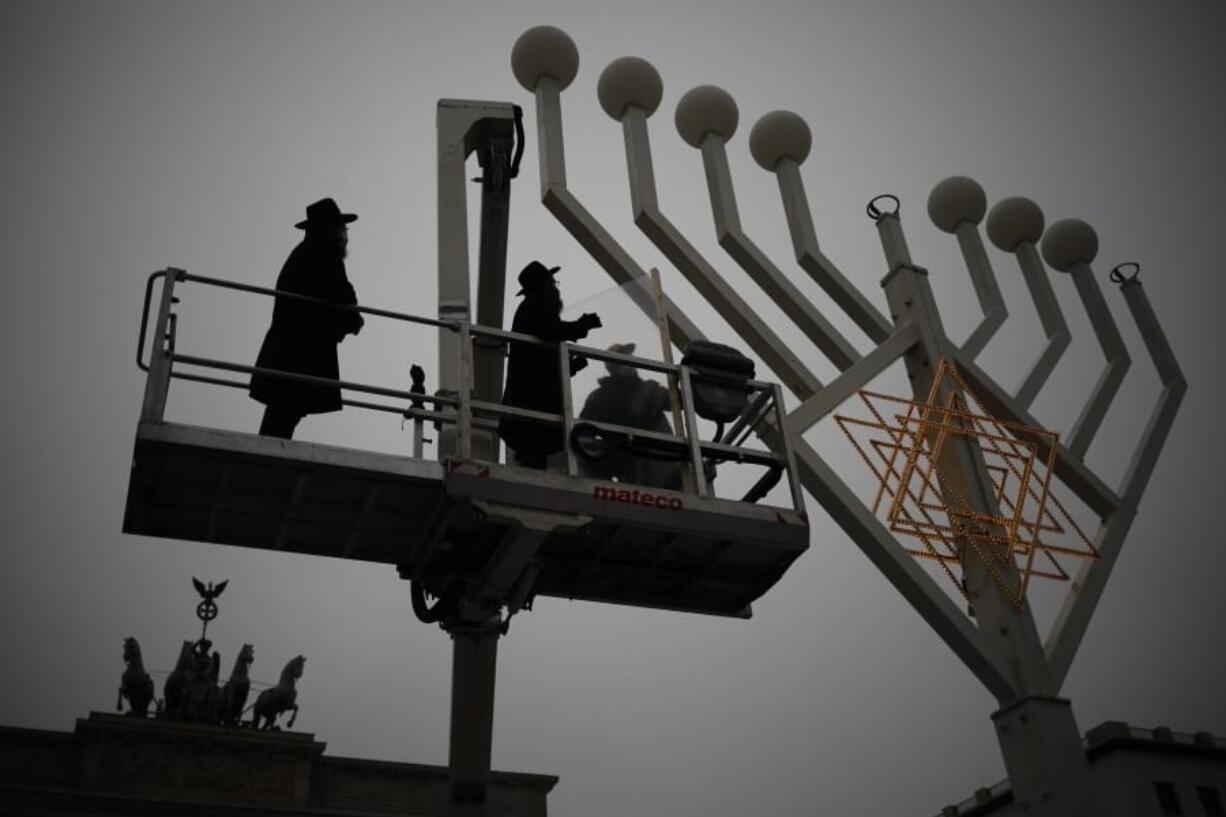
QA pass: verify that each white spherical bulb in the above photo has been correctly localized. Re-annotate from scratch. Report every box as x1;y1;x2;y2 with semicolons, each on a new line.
674;85;739;147
749;110;811;170
927;176;987;233
986;197;1045;252
511;26;579;91
1041;219;1099;272
597;57;663;120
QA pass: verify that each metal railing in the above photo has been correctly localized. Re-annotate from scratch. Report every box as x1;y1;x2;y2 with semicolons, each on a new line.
137;267;804;511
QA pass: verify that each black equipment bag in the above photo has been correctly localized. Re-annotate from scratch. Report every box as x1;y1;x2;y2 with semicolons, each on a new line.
680;341;755;423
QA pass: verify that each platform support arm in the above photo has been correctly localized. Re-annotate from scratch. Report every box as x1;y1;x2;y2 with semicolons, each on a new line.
472;113;517;419
140;267;182;423
447;622;500;817
558;343;577;476
678;366;710;498
457;323;474;459
437;100;520;462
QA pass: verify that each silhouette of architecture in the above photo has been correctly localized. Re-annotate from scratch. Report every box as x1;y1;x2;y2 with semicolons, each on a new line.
930;722;1225;817
0;714;556;816
19;586;558;816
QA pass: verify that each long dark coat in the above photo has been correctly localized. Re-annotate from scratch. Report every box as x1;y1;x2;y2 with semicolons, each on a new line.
499;294;593;457
249;236;360;415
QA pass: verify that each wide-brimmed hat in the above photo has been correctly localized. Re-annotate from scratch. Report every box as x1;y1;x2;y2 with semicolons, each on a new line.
605;342;637;375
516;260;561;295
295;197;359;230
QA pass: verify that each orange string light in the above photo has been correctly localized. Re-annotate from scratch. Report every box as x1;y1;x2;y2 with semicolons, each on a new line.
833;359;1099;610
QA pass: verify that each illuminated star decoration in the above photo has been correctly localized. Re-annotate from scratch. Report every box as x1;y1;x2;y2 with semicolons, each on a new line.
835;359;1097;609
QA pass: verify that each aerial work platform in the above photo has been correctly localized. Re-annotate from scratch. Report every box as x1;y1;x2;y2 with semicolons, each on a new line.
121;93;815;817
125;420;806;618
127;267;808;619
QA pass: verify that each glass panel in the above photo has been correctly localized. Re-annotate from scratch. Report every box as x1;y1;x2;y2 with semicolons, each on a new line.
558;277;688;489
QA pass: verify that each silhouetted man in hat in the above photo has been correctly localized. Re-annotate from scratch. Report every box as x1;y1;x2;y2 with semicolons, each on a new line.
499;261;601;469
250;198;364;439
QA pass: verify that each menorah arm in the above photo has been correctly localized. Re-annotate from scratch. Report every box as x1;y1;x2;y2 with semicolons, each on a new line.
1044;506;1136;691
1115;279;1187;507
785;435;1019;702
1064;264;1131;458
544;187;703;347
1045;278;1186;688
619;107;823;399
786;322;918;435
1013;243;1071;408
532;77;704;350
774;160;893;344
955;221;1008;360
700;136;861;371
953;354;1124;518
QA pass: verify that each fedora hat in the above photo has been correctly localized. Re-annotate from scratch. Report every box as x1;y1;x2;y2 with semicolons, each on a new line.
295;197;359;230
516;260;561;295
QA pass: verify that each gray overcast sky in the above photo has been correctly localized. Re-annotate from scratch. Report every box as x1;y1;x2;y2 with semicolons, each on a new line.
2;1;1224;815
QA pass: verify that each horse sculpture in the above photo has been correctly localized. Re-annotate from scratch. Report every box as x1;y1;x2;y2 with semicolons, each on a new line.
117;637;154;717
249;655;305;730
161;639;194;719
218;643;254;727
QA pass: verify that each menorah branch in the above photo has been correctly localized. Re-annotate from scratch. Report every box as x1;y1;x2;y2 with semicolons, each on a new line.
1063;263;1131;458
697;131;860;371
1046;275;1187;687
927;177;1006;361
786;322;918;434
980;196;1075;411
617;102;824;399
1043;506;1136;690
529;75;704;349
1115;278;1186;507
1013;243;1071;408
774;158;893;343
786;434;1019;701
955;221;1007;360
953;354;1124;518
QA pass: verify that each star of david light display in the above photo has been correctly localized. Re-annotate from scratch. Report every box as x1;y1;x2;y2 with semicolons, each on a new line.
836;360;1098;608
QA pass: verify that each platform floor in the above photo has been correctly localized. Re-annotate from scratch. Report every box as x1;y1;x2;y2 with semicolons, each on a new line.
125;422;808;617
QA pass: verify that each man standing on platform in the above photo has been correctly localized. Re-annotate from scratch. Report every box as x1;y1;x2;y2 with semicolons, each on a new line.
500;261;601;468
250;198;364;439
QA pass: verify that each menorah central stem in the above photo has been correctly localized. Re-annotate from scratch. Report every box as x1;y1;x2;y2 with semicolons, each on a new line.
877;216;1099;816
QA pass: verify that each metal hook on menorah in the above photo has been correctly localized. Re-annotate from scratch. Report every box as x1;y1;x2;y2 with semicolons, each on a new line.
510;24;1186;816
1109;261;1142;285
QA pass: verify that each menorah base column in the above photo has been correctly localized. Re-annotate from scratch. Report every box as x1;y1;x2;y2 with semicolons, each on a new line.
991;695;1099;816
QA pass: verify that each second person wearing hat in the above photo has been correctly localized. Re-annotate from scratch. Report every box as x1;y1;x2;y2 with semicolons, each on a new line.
499;261;602;469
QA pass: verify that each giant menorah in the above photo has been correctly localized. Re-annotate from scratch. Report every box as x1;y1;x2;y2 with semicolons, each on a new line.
509;25;1185;817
